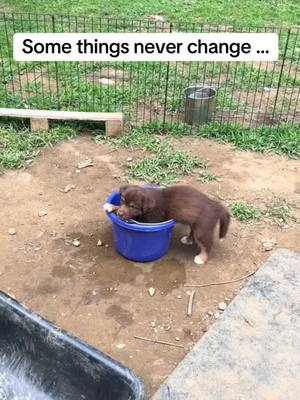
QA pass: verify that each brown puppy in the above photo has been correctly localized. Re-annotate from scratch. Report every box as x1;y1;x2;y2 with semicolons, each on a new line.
114;185;230;265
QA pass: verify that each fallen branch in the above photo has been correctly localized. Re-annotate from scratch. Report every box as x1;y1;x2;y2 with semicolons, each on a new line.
184;271;255;288
134;335;185;349
187;290;195;317
105;149;118;154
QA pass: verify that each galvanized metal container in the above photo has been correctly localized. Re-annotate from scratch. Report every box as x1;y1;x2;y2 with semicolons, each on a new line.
183;86;216;125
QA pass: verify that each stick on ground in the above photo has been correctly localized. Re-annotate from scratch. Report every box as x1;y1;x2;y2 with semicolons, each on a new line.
134;335;185;349
184;271;255;288
187;290;195;317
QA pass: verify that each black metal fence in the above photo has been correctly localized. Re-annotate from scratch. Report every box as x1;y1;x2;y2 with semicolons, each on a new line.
0;13;299;128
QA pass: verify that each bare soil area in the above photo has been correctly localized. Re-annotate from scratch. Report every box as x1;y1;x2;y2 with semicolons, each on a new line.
0;135;299;397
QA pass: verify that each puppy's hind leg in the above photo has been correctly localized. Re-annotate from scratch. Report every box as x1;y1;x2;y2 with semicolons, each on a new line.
193;228;213;265
180;227;194;245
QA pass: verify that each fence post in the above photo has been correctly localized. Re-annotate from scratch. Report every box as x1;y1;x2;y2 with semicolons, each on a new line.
271;28;291;121
51;15;60;110
162;22;173;127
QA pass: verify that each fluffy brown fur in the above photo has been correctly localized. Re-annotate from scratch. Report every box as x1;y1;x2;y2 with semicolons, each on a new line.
115;185;230;264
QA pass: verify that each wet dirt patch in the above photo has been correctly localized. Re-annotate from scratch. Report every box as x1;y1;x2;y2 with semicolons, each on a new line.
52;264;75;279
141;258;186;292
106;304;133;327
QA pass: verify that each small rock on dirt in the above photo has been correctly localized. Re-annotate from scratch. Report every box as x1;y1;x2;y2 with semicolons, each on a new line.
8;228;17;235
150;321;156;328
72;239;80;247
77;159;94;169
207;311;214;316
218;302;227;311
261;238;277;251
214;311;220;319
38;210;47;217
105;244;109;248
116;343;125;349
175;337;180;341
127;157;133;162
97;240;103;247
148;287;156;296
61;184;76;193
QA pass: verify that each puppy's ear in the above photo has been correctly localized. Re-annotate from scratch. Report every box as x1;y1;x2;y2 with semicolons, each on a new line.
119;185;129;196
142;193;156;212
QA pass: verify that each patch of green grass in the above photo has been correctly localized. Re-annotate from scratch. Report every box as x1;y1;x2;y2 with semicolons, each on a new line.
1;0;299;26
1;57;298;127
216;88;241;110
230;201;260;222
0;125;76;171
197;170;220;183
0;42;298;125
195;122;300;158
264;200;296;226
96;121;189;150
230;198;297;225
102;125;161;151
98;123;205;186
1;3;299;116
129;142;203;186
225;63;300;90
0;1;299;130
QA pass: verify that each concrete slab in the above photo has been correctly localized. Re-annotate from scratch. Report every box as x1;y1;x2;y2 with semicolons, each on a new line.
152;248;300;400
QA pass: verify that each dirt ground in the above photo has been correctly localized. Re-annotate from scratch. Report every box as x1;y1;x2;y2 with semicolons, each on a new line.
0;134;299;397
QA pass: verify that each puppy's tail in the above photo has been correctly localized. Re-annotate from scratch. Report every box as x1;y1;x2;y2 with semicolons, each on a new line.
219;208;231;239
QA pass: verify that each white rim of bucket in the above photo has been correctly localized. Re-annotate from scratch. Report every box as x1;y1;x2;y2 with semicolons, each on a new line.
126;219;175;226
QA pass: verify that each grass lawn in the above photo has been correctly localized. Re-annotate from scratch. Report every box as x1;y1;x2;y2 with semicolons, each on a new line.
0;1;298;120
0;1;299;183
0;0;299;27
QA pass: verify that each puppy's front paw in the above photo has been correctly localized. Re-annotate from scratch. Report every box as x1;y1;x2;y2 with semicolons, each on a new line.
180;236;193;245
104;203;115;213
193;255;206;265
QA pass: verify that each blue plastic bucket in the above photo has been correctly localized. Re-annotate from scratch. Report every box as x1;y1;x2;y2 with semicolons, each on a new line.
105;188;176;262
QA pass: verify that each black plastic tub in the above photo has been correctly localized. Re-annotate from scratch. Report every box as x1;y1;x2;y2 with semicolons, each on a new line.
0;291;145;400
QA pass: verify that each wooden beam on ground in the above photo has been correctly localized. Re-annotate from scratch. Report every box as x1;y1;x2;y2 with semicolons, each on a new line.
0;108;124;137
